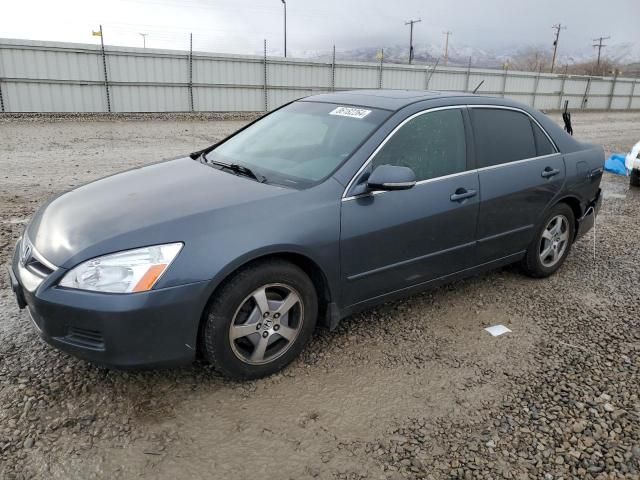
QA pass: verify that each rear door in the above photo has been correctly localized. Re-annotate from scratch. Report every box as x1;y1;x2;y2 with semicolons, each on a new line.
340;106;479;307
470;106;564;263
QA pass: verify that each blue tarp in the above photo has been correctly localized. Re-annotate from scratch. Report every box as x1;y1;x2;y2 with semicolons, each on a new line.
604;154;628;176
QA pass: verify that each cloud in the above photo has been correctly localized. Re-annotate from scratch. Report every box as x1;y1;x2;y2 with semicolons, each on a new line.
2;0;638;57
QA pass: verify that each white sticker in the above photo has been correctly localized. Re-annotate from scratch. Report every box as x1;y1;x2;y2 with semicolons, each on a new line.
329;106;371;119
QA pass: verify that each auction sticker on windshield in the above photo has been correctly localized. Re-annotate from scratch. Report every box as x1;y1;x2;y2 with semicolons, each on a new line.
329;106;371;119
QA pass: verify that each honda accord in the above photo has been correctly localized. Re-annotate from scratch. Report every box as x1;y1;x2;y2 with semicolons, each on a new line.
9;90;603;379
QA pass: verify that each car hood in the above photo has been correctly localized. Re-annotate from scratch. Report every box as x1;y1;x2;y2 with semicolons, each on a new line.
27;157;290;268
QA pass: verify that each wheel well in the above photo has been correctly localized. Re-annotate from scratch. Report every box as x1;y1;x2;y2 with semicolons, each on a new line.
196;253;332;356
269;252;332;314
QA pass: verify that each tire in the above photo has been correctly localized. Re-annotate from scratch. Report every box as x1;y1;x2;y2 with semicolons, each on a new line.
630;169;640;188
202;259;318;380
521;203;575;278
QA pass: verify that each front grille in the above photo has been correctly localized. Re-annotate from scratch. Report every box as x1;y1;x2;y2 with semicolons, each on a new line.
25;258;54;277
19;236;56;279
64;327;106;351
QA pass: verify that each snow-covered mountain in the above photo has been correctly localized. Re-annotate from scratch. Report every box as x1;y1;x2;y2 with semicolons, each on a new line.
274;42;640;68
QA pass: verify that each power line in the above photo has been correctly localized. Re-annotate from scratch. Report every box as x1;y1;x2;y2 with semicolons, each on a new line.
443;30;452;66
404;19;421;65
550;23;566;73
110;0;329;19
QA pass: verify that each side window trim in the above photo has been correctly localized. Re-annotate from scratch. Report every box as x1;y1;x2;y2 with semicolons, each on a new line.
342;105;466;198
342;104;559;200
475;152;561;173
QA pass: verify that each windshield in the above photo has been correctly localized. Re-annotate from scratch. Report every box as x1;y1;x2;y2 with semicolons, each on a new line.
205;101;389;187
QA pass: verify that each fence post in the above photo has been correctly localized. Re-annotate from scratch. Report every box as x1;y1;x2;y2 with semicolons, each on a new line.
99;25;111;113
263;39;268;111
425;59;439;90
378;49;384;89
465;57;472;92
628;80;638;110
331;45;336;91
531;66;541;108
557;65;568;109
0;78;4;113
607;71;618;110
0;42;4;112
581;77;592;110
188;33;194;112
501;64;509;98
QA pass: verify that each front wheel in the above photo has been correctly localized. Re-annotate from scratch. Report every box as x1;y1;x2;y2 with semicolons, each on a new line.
521;203;575;278
202;259;318;380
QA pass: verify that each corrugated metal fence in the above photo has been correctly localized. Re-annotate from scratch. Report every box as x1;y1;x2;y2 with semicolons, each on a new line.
1;38;639;113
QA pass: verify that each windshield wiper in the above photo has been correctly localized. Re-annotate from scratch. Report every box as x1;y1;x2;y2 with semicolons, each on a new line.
200;154;267;183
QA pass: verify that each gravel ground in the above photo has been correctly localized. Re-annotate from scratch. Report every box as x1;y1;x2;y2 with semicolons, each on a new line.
0;111;639;479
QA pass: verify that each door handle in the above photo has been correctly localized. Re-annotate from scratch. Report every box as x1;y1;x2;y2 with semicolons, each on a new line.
450;188;477;202
541;167;560;178
588;167;603;180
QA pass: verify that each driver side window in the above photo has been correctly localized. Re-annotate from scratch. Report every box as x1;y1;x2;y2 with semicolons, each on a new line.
371;108;467;181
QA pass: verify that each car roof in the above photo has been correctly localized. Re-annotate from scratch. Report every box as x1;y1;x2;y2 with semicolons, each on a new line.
301;89;478;111
300;89;585;155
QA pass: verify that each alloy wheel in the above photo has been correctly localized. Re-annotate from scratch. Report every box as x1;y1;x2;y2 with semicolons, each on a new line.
539;214;570;268
228;283;304;365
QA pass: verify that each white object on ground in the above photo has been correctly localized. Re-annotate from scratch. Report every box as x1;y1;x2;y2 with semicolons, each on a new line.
625;141;640;171
484;325;512;336
603;192;626;199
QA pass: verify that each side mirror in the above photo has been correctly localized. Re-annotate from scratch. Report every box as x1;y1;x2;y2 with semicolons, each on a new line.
367;164;416;191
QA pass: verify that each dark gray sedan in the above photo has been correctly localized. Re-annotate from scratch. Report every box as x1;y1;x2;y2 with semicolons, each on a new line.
9;90;603;379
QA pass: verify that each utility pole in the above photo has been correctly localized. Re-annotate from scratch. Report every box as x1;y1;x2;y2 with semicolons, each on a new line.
188;33;194;112
139;33;147;48
550;23;566;73
592;36;610;74
98;25;111;113
405;19;421;64
378;48;384;88
281;0;287;57
443;30;452;65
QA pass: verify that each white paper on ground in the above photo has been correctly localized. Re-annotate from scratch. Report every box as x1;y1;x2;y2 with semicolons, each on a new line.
603;192;626;200
484;324;512;336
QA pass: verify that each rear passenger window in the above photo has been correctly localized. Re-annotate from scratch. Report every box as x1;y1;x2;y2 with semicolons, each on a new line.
371;109;466;181
531;121;556;156
471;108;536;168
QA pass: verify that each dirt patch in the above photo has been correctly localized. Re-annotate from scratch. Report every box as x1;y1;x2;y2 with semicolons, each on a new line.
1;111;639;479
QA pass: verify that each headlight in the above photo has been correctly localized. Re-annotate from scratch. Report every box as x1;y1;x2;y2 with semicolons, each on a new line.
59;243;183;293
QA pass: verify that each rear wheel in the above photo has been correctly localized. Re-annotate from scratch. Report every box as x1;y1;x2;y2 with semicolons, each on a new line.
521;203;575;278
202;259;318;380
630;169;640;187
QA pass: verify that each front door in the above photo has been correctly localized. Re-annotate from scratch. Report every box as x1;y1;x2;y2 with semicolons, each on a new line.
340;107;479;307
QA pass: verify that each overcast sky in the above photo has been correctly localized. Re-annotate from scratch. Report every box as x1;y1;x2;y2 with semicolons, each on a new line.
2;0;638;56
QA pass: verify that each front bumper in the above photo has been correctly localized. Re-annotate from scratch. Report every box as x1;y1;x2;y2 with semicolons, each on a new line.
575;188;602;240
9;245;210;369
